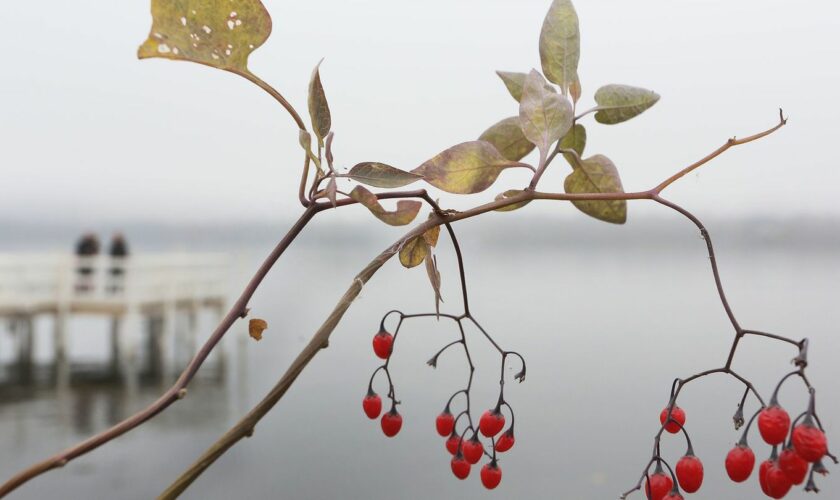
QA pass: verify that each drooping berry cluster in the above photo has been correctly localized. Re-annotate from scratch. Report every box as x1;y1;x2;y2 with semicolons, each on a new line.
361;309;525;490
623;337;835;499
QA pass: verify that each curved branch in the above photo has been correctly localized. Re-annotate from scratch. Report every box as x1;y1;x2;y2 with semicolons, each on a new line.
159;217;439;497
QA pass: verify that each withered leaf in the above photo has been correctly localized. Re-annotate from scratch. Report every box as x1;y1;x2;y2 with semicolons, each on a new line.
249;318;268;341
349;186;421;226
425;253;443;315
519;70;573;158
413;141;530;195
479;116;536;162
564;154;627;224
399;236;429;269
348;162;423;189
308;59;331;144
593;84;660;124
138;0;271;73
539;0;581;93
494;190;531;212
559;124;586;164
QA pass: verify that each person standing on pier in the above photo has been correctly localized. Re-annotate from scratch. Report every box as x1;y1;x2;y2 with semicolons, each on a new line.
107;233;129;294
74;233;100;293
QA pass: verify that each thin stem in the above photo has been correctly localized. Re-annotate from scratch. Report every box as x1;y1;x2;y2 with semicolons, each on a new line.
653;109;787;194
232;70;307;131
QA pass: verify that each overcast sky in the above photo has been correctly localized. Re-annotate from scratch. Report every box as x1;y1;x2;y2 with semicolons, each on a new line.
2;0;838;224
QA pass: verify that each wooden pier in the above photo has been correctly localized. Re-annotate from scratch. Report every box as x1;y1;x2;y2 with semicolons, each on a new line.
0;252;231;388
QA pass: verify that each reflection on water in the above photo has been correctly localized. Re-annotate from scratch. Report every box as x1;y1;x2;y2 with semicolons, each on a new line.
0;219;838;499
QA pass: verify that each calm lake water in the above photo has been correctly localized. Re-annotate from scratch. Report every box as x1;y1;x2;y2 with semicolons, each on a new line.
0;216;838;499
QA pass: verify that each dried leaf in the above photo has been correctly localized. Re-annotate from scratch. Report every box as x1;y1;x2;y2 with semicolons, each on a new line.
569;74;582;104
494;190;531;212
559;124;586;164
299;130;320;170
249;318;267;341
479;116;536;162
423;220;441;247
425;253;443;315
138;0;271;73
413;141;530;195
400;236;429;268
564;154;626;224
325;132;335;168
326;177;337;208
349;186;421;226
539;0;580;93
593;84;660;124
348;162;423;188
308;59;331;144
519;70;573;158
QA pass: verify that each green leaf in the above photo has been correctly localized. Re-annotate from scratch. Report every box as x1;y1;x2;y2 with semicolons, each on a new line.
308;59;331;145
593;84;660;124
479;117;536;162
347;162;423;188
349;186;422;226
564;154;626;224
539;0;580;93
413;141;530;195
399;236;429;268
559;124;586;164
138;0;271;73
519;70;573;159
494;190;531;212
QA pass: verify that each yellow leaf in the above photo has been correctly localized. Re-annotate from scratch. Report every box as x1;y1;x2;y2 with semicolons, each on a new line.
249;318;268;341
138;0;272;73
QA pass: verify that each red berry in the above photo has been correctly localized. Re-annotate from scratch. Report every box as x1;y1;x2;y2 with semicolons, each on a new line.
480;461;502;490
779;446;809;485
479;409;505;437
445;434;462;455
380;408;402;437
372;330;393;359
758;459;773;496
765;461;793;499
362;392;382;419
758;405;791;445
659;406;686;434
675;455;704;493
462;435;484;464
663;492;683;500
725;444;755;483
792;422;828;463
645;471;673;500
450;454;471;480
436;411;455;437
495;429;515;453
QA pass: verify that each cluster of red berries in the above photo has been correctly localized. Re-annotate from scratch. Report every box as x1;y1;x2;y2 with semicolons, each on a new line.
361;313;525;492
438;406;512;489
722;395;833;498
639;381;834;500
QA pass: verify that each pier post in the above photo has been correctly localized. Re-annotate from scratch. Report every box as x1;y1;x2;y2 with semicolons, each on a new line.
14;315;35;383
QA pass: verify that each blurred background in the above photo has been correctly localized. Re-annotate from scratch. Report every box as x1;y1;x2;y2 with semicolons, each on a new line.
1;0;838;498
